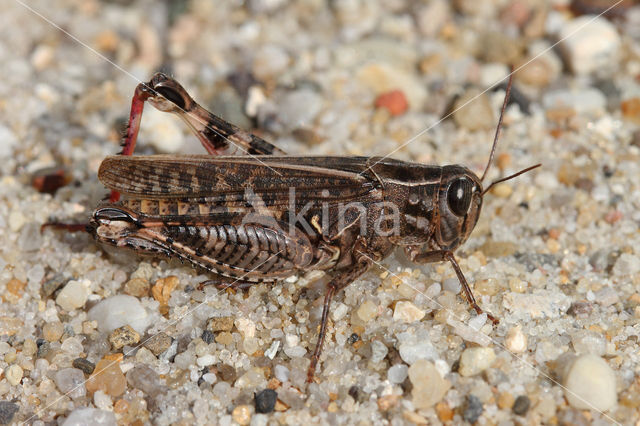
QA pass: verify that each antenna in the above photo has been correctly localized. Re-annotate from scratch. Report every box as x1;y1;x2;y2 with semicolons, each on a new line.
482;163;541;196
481;73;513;182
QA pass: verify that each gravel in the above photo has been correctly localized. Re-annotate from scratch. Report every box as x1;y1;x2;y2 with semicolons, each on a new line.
1;0;639;424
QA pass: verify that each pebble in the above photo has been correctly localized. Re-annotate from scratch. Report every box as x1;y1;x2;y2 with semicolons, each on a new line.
5;365;23;386
387;364;408;384
497;391;514;409
398;339;438;365
216;332;233;346
43;321;64;342
392;301;425;323
88;295;151;334
140;108;184;153
558;15;620;75
18;223;43;252
54;368;86;399
144;332;172;356
375;90;409;116
571;330;605;356
370;340;388;363
622;97;640;124
72;358;95;375
62;408;116;426
453;90;494;131
463;395;483;423
408;359;450;409
279;89;324;131
562;354;617;411
85;359;127;397
459;347;496;376
0;317;22;337
126;365;166;397
612;253;640;276
274;365;289;382
56;279;90;311
505;326;527;353
201;329;215;344
197;354;216;367
208;316;235;332
543;88;606;116
108;325;140;350
252;45;290;80
93;390;112;411
232;404;252;425
0;401;19;425
377;395;400;412
123;278;150;298
512;395;531;415
0;125;18;159
255;389;277;414
152;276;179;305
356;300;378;322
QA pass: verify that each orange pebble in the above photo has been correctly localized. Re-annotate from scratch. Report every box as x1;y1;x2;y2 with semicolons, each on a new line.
375;90;409;116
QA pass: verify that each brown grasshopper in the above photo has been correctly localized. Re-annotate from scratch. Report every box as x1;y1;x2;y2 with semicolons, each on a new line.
49;72;538;382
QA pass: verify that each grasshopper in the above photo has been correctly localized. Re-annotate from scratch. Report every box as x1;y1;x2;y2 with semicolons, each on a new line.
50;72;538;382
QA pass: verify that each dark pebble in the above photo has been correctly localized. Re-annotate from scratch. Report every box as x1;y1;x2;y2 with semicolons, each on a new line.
567;301;593;317
348;385;360;401
217;364;237;382
41;275;65;298
201;329;215;344
0;401;19;425
631;129;640;149
347;333;360;345
254;389;277;413
513;252;558;272
72;358;95;375
463;395;483;423
36;341;50;359
512;395;531;415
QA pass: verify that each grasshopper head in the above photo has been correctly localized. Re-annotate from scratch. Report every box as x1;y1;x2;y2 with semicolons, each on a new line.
88;207;139;246
434;166;483;251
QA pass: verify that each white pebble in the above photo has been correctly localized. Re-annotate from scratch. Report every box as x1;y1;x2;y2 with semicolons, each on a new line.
558;15;620;75
442;278;461;294
202;373;217;384
283;346;306;358
387;364;408;384
197;354;216;367
563;354;617;412
398;340;438;365
370;340;388;363
331;303;349;321
93;390;112;410
459;347;496;376
408;359;450;409
274;364;290;382
613;253;640;276
571;330;605;356
140;108;184;153
393;301;425;323
235;318;256;338
264;340;280;359
5;364;23;386
62;408;116;426
88;295;151;334
8;211;25;232
0;125;18;158
505;326;527;353
56;280;90;311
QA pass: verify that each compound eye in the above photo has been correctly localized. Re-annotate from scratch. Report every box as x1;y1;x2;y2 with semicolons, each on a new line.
154;85;186;109
447;178;474;216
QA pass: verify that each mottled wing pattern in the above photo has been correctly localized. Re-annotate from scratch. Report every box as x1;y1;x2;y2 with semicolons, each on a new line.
98;155;379;209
